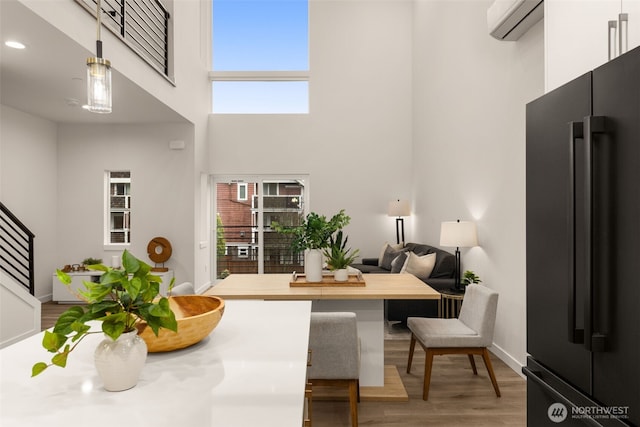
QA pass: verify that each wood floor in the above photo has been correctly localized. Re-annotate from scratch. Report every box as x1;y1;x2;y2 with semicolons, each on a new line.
41;302;526;426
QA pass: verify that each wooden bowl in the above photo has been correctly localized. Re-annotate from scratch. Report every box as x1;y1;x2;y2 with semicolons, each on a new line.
138;295;225;352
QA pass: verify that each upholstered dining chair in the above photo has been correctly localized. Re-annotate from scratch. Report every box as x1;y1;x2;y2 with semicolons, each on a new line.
307;312;360;427
169;281;195;295
406;284;500;400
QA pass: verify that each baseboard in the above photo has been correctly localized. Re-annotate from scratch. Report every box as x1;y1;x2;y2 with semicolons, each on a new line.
38;293;52;303
489;343;525;379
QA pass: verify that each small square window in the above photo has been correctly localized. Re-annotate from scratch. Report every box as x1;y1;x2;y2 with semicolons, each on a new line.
106;171;131;245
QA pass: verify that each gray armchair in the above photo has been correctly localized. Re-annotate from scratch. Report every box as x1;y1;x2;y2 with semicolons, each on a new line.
308;312;360;427
406;284;500;400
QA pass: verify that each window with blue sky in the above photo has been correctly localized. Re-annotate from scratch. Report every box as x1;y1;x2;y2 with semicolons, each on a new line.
212;0;309;114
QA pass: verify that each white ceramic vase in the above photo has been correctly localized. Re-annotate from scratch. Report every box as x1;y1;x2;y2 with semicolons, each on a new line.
334;268;349;282
94;329;148;392
305;249;323;282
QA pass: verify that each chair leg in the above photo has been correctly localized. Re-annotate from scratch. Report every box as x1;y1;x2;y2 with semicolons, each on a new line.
348;379;359;427
423;349;435;401
468;354;478;375
407;333;416;373
481;348;501;397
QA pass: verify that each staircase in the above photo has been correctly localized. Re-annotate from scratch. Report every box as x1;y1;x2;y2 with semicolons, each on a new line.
1;201;35;295
0;202;41;348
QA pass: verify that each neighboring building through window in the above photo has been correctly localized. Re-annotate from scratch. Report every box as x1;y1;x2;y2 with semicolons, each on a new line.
214;177;307;279
211;0;309;114
106;171;131;245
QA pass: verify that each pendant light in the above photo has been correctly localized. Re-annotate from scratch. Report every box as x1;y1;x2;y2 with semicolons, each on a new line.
86;0;112;113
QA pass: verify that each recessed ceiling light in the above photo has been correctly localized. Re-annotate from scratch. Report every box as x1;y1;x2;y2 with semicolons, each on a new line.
5;40;26;49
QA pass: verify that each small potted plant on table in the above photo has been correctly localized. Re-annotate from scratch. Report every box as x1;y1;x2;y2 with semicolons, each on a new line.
462;270;482;287
323;230;360;281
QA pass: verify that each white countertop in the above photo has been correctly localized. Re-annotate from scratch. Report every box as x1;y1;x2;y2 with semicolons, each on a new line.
0;300;312;427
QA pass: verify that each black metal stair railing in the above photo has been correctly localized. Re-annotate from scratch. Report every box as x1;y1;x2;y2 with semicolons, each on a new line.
76;0;171;78
0;202;35;296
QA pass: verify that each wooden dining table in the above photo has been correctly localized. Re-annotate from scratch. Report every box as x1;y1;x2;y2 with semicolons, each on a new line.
205;273;440;392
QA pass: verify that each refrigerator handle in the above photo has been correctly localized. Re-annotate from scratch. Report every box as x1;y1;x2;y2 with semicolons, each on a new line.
583;115;608;353
567;121;584;344
522;367;603;427
523;367;573;406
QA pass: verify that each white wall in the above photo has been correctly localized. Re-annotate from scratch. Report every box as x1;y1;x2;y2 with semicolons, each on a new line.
210;0;414;255
7;0;212;293
411;0;544;371
55;123;196;291
545;0;640;91
0;105;59;300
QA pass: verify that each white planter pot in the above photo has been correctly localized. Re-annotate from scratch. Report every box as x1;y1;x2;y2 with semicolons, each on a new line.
334;268;349;282
305;249;323;283
94;329;148;392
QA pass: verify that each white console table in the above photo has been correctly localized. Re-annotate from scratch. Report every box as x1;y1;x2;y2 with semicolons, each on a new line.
52;270;175;303
0;300;311;427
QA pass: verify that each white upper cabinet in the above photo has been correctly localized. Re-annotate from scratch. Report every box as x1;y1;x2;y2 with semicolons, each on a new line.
545;0;640;92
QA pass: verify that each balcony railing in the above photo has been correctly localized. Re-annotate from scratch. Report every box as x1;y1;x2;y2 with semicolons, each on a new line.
76;0;171;79
253;195;303;211
216;226;304;276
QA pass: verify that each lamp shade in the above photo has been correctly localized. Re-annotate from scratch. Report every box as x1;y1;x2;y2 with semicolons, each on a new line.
440;221;478;248
388;199;411;217
86;57;112;113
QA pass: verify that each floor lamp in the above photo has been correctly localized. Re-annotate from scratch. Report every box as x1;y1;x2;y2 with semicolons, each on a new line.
388;200;411;245
440;220;478;292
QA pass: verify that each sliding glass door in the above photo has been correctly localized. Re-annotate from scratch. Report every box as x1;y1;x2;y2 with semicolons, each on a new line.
212;175;308;279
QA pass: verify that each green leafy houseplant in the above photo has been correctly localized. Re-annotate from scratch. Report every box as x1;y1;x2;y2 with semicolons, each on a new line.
272;209;351;252
462;270;482;285
323;230;360;270
32;250;178;377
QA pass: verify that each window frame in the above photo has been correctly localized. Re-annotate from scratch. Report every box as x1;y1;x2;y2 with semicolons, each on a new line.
237;182;248;201
104;170;132;250
212;174;309;281
209;0;310;114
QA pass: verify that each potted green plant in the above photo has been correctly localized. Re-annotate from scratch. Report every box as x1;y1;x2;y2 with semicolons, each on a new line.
81;257;103;266
81;257;102;271
462;270;482;286
323;230;360;281
273;209;351;282
32;250;178;391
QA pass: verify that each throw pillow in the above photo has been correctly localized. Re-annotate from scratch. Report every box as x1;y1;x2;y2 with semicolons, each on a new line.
401;252;436;280
390;251;408;273
378;242;404;267
380;245;406;270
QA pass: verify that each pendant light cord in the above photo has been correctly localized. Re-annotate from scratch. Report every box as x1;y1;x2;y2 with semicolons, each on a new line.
96;0;103;58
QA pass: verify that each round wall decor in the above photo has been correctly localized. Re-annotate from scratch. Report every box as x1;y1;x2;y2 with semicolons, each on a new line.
147;237;172;271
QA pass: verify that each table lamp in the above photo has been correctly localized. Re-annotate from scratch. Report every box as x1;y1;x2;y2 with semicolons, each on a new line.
440;219;478;292
388;199;411;244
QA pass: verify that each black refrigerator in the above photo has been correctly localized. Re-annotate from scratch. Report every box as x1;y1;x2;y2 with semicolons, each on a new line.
525;46;640;426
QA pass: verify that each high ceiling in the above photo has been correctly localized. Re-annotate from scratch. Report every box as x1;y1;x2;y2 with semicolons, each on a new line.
0;1;188;124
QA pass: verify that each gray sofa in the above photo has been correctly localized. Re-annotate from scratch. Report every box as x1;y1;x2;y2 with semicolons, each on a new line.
350;243;456;323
